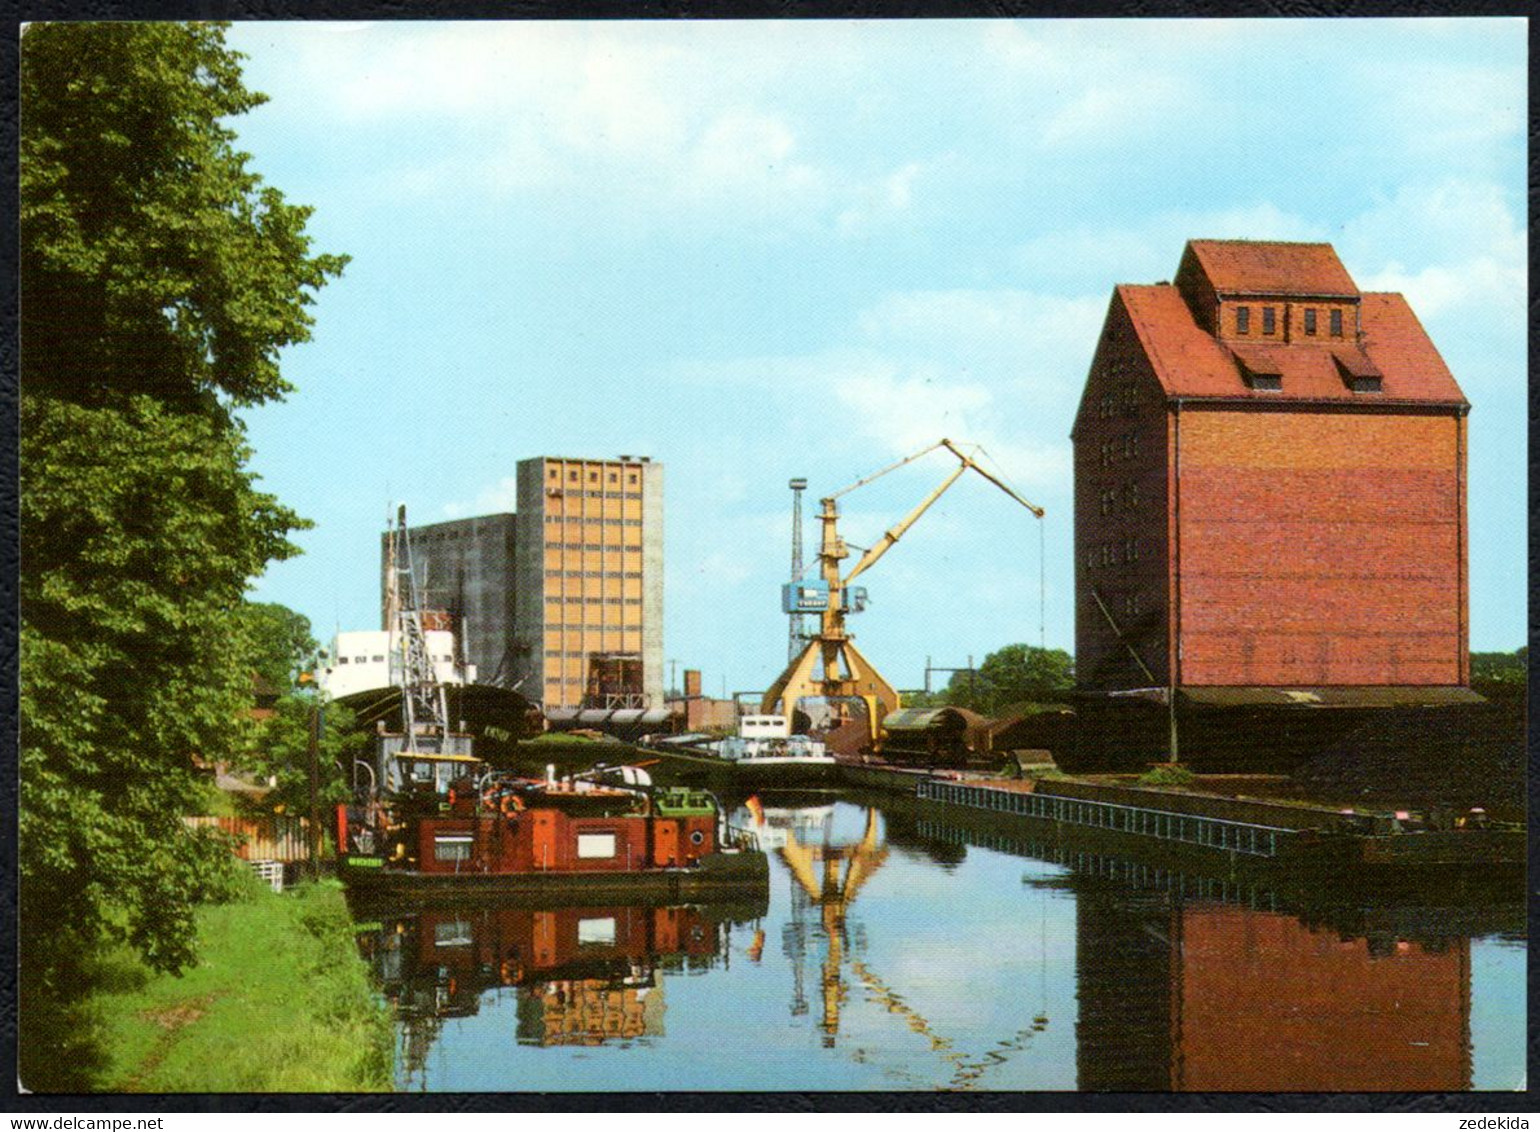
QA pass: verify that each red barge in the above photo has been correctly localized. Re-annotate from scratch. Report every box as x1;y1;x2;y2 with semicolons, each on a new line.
338;754;768;901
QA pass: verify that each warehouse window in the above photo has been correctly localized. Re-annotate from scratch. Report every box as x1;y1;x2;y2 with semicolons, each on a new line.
1330;309;1343;337
548;468;557;479
569;470;578;481
1304;309;1317;336
628;474;638;485
1262;307;1276;335
1235;306;1250;335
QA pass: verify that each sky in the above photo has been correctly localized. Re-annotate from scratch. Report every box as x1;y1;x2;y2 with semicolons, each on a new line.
227;18;1528;694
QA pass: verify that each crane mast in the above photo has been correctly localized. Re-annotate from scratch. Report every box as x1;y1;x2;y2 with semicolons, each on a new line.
389;504;450;753
788;477;809;664
761;439;1043;748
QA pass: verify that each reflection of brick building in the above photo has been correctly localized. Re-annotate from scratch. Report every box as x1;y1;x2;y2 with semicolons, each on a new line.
1074;240;1469;693
1176;905;1470;1091
1076;892;1471;1091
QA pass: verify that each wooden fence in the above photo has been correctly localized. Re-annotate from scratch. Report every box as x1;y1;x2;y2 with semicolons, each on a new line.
184;815;313;862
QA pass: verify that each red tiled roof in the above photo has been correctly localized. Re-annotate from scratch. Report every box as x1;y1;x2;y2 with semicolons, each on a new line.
1116;284;1466;406
1356;292;1466;404
1186;239;1359;297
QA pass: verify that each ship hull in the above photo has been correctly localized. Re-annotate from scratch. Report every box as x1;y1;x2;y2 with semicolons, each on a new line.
339;847;769;902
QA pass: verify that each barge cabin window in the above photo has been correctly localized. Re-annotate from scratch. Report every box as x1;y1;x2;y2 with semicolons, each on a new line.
433;834;473;863
577;832;617;859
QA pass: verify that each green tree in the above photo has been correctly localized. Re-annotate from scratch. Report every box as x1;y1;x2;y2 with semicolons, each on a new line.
944;644;1075;716
246;694;368;818
1470;647;1527;702
240;600;323;693
234;601;366;816
20;22;346;983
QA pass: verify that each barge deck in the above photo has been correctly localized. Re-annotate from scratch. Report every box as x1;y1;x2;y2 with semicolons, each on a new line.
912;775;1523;872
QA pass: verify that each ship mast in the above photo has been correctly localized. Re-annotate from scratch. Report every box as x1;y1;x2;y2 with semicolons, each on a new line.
390;505;449;753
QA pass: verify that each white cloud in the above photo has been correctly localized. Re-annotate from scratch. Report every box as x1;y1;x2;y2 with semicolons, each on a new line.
837;162;924;237
442;476;518;519
1353;55;1525;164
278;22;921;237
1040;74;1192;146
1014;202;1325;288
1345;180;1526;320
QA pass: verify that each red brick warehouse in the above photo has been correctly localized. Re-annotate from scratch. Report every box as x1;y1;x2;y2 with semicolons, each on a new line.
1068;239;1475;771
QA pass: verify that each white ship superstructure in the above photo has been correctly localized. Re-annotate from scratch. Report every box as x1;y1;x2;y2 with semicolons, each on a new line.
319;629;476;700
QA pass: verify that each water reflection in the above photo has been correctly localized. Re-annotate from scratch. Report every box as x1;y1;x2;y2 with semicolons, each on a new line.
1075;889;1471;1091
765;802;888;1045
354;898;761;1082
352;795;1523;1092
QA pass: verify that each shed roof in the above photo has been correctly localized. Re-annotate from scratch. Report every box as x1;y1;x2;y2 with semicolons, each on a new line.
1116;284;1466;406
882;706;989;731
1185;239;1359;296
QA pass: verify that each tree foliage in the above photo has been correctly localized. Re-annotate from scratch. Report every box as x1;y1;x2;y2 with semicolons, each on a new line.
20;22;346;979
1470;647;1527;701
235;602;365;816
240;601;323;694
942;644;1075;716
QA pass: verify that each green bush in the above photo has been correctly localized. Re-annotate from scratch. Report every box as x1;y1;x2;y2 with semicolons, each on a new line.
1138;762;1197;788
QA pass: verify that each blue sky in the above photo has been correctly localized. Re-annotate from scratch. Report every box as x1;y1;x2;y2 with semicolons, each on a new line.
228;18;1527;693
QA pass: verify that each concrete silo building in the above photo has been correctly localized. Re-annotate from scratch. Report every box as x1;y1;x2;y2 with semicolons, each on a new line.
389;455;665;711
511;455;665;710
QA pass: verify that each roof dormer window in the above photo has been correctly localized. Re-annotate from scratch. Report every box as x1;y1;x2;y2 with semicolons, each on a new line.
1235;306;1250;335
1333;348;1383;393
1304;309;1317;336
1236;355;1282;392
1262;307;1276;335
1330;309;1343;337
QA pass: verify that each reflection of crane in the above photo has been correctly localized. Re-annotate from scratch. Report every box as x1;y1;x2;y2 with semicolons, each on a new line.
761;801;1052;1086
761;440;1044;748
777;808;888;1045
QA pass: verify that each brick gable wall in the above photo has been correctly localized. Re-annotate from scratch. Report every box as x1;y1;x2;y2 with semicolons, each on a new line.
1074;293;1172;690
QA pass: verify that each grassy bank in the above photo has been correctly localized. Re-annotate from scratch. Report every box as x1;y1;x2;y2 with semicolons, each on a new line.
24;879;393;1093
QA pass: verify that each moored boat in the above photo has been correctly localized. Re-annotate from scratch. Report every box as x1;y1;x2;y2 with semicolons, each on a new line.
712;713;839;787
338;756;768;900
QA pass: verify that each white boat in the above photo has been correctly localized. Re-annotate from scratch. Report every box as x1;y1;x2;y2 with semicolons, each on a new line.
714;714;837;784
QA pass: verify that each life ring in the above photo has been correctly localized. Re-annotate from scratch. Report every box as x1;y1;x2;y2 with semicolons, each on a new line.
500;793;524;817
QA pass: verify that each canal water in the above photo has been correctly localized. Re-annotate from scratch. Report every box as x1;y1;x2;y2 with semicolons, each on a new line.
353;794;1526;1092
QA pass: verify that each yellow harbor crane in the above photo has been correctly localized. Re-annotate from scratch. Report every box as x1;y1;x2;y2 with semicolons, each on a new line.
761;439;1044;748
